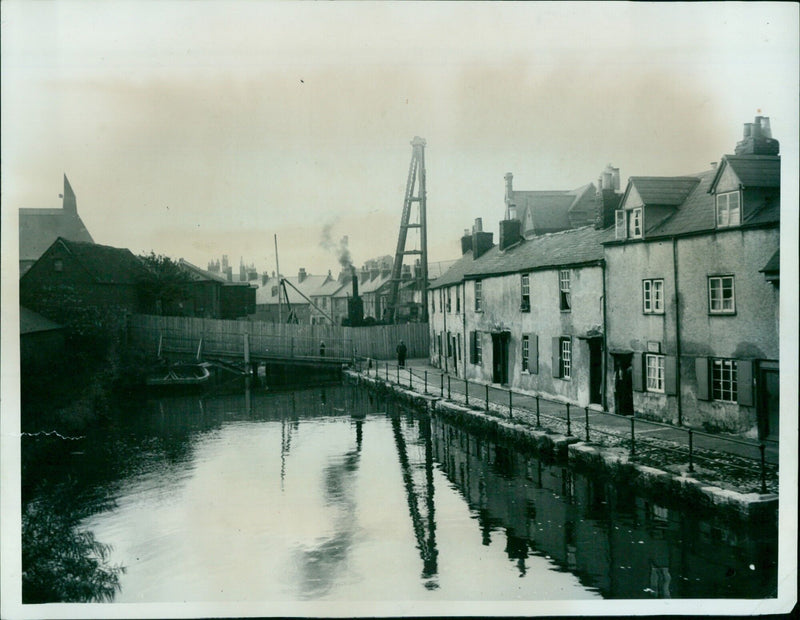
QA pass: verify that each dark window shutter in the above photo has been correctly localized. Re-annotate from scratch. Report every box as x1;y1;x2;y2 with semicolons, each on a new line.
632;353;644;392
695;357;710;400
737;360;754;406
552;337;561;378
664;355;677;395
469;332;476;364
530;334;539;374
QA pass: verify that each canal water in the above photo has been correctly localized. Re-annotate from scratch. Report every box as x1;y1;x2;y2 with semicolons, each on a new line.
22;381;777;603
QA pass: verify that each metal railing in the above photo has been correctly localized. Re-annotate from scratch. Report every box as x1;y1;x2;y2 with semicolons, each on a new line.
353;357;778;494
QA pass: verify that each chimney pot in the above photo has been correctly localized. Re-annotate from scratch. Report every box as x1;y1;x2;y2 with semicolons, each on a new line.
474;217;483;232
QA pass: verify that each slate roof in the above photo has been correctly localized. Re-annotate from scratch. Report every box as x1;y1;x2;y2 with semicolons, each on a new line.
20;306;63;335
429;251;477;289
639;164;779;239
715;155;780;189
428;259;458;281
37;238;150;284
256;274;340;305
511;183;597;234
19;175;94;268
463;226;610;279
179;259;230;283
760;249;780;274
628;177;700;206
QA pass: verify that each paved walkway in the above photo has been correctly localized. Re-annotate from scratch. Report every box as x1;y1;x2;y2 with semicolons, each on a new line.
359;358;778;468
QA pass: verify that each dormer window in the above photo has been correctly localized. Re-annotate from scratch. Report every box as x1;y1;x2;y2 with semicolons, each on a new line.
716;191;741;228
629;208;642;238
615;208;642;240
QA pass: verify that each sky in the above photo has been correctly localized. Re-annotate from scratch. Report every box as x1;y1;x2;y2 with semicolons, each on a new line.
2;1;798;279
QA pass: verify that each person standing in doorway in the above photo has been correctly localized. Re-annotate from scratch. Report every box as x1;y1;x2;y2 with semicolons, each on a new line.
396;340;407;367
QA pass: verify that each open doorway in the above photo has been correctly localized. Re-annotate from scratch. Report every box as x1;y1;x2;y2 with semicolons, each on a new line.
588;338;603;405
758;361;779;441
491;331;510;384
612;352;633;415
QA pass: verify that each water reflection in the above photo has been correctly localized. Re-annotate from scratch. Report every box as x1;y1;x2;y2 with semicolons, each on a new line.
22;380;777;602
431;417;778;599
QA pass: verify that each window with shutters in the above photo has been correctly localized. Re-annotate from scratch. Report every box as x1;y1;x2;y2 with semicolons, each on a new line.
716;191;741;228
629;208;643;239
559;270;571;311
615;210;626;239
521;335;529;372
708;275;735;314
711;358;737;402
521;273;530;311
642;279;664;314
645;354;665;392
560;337;571;379
474;280;483;312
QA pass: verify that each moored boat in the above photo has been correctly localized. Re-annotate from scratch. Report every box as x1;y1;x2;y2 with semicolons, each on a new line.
145;362;212;387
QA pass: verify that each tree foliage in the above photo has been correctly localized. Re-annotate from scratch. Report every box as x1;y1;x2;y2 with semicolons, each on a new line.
137;252;192;315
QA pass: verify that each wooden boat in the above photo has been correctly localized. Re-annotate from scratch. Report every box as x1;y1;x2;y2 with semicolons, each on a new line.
145;362;212;387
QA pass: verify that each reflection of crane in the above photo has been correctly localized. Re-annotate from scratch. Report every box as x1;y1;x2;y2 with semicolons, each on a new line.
391;413;438;584
385;137;428;324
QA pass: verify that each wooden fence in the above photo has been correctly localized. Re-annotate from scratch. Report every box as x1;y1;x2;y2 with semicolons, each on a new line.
128;314;430;361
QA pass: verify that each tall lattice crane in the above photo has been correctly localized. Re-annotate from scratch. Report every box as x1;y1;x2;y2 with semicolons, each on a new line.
385;137;428;324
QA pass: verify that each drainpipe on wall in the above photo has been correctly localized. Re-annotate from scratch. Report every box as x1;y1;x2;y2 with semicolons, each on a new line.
672;237;683;426
601;263;608;411
462;283;468;379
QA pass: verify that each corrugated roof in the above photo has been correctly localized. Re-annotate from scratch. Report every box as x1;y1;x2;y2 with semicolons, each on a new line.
55;238;149;284
20;306;63;335
628;177;700;206
463;226;610;279
718;155;780;189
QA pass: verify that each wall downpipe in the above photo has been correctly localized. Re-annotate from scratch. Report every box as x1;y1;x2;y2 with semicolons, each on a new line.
601;262;608;411
672;237;683;426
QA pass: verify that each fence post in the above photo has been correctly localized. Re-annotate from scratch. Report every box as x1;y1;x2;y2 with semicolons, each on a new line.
397;364;400;384
688;430;694;472
566;404;572;436
508;390;513;419
440;373;444;398
409;368;413;389
585;406;590;442
630;417;635;457
447;375;451;400
536;397;540;427
424;371;428;394
760;444;767;494
485;384;489;412
386;362;389;381
465;380;469;406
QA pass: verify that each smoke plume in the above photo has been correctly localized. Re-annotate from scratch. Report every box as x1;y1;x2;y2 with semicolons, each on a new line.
320;221;353;270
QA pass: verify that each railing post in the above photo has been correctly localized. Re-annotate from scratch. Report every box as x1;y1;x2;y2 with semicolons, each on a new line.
465;379;469;406
447;375;451;399
386;362;389;381
508;390;513;419
688;429;695;472
760;444;767;494
485;384;489;412
566;404;572;436
424;371;428;394
585;406;590;442
440;373;444;398
535;397;540;427
397;364;400;384
630;417;635;457
409;368;413;389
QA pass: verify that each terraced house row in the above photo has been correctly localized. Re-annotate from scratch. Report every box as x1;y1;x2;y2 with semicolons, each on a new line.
429;116;780;440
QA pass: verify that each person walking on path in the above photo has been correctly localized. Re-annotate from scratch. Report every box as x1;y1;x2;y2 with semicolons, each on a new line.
396;340;407;367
